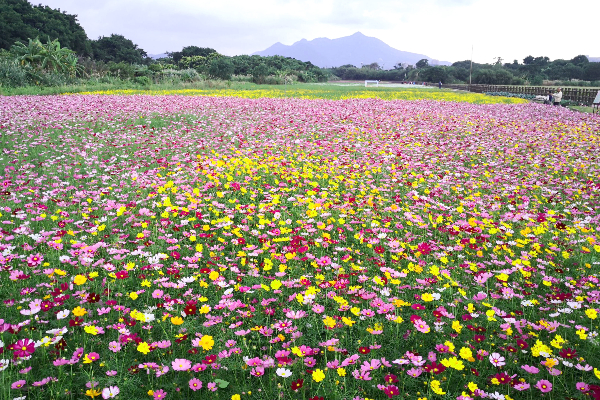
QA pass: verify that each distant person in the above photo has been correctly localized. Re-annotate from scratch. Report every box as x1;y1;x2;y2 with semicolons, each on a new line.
552;88;563;106
438;81;442;89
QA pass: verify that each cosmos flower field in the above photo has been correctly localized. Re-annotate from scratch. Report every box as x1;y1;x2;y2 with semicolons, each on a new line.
1;93;599;400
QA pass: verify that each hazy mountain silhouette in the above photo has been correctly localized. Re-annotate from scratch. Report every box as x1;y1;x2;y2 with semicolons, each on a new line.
253;32;451;69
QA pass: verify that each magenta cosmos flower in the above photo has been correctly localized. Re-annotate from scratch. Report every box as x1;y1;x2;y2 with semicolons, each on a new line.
536;379;553;393
11;380;26;389
13;338;35;358
189;378;202;391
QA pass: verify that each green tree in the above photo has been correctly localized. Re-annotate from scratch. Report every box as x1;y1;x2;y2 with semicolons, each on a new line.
179;52;221;71
91;34;148;64
583;62;600;81
472;68;515;85
562;63;583;80
0;0;91;56
208;57;234;80
419;66;448;83
363;62;381;70
570;55;589;67
416;58;429;69
252;63;270;84
168;46;217;65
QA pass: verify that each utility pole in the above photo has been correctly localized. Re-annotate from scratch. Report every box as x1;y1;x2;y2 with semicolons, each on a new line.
469;45;473;88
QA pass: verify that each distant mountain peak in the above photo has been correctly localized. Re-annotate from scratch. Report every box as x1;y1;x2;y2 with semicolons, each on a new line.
253;33;450;68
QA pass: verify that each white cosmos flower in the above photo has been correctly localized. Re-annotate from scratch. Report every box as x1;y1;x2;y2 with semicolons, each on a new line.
57;310;70;320
276;368;292;377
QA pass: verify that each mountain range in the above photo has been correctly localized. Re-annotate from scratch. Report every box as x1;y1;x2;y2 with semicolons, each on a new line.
252;32;451;69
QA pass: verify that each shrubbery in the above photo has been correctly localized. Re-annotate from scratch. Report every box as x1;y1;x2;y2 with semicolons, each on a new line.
484;91;537;100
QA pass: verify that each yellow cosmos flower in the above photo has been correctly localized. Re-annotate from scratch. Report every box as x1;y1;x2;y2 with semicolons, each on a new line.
137;342;151;354
73;275;87;285
312;368;325;382
73;306;87;317
84;326;99;335
199;335;214;350
585;308;597;319
270;280;282;290
170;316;184;325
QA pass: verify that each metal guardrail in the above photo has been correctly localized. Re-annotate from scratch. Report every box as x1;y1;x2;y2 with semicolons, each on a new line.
433;83;600;105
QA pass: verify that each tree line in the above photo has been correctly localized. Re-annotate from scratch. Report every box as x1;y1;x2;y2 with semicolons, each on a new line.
0;0;327;87
328;56;600;86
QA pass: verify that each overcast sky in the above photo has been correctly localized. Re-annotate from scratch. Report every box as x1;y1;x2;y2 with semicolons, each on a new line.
39;0;596;64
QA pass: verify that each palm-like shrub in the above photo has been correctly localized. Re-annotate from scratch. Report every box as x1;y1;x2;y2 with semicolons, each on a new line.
11;37;83;77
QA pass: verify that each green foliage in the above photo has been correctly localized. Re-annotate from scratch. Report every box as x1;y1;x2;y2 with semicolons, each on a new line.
134;75;151;86
91;34;148;64
472;68;516;85
0;0;91;56
416;58;429;68
159;68;201;83
583;62;600;81
419;66;449;84
570;55;589;67
179;53;222;71
252;63;270;84
168;46;217;64
0;57;29;87
484;91;536;100
208;57;234;80
328;65;406;81
11;37;82;76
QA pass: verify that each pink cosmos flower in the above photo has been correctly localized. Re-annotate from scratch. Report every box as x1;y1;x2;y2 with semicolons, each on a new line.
414;320;430;333
102;386;120;399
361;359;381;372
11;380;26;389
513;382;531;391
316;256;332;266
189;378;202;391
285;310;307;319
171;358;191;371
536;379;553;393
153;389;167;399
521;365;540;374
304;357;317;367
108;341;121;353
26;253;43;267
246;357;263;367
406;367;423;377
312;304;325;314
577;382;590;392
489;352;505;367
